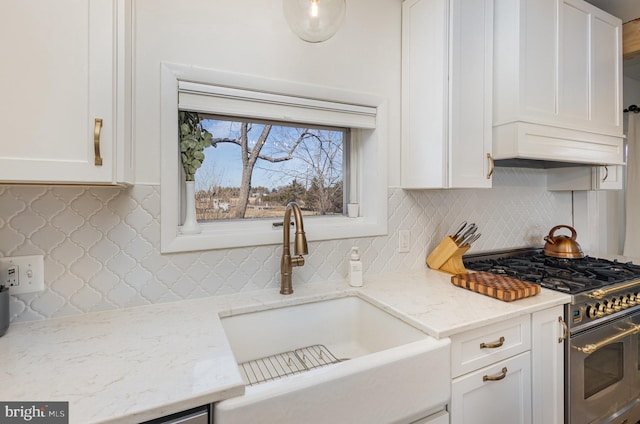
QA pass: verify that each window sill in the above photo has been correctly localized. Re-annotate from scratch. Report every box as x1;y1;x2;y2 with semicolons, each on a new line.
161;215;386;253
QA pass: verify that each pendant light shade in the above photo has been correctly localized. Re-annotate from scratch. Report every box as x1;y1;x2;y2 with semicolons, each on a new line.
283;0;346;43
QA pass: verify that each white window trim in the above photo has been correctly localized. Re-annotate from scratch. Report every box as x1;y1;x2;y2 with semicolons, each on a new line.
160;63;388;253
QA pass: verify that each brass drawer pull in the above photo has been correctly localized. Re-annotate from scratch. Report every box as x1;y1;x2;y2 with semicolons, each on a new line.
480;336;505;349
483;367;508;382
94;118;103;166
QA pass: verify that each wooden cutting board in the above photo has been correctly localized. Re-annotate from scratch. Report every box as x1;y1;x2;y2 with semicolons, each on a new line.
451;271;541;302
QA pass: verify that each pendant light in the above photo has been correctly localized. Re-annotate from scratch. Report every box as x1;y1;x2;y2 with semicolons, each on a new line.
283;0;346;43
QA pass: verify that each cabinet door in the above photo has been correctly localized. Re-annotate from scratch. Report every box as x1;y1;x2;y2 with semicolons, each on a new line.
0;0;120;184
401;0;493;189
559;0;622;134
448;0;493;188
590;6;623;132
547;165;623;191
594;165;623;190
531;306;565;424
451;352;532;424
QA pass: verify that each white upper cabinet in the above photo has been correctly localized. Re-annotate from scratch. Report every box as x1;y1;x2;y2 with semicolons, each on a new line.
0;0;132;185
401;0;494;189
492;0;624;166
547;164;623;191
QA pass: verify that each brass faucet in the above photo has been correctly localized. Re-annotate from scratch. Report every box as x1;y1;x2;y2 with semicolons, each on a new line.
280;202;308;295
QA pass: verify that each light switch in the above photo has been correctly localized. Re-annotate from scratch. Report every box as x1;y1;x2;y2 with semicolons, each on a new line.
399;230;410;253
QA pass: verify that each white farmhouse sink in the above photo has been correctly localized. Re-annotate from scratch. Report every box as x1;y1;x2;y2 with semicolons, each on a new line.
214;295;451;424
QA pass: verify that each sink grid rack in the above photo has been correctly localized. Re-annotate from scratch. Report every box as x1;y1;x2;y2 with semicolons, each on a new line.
238;344;343;386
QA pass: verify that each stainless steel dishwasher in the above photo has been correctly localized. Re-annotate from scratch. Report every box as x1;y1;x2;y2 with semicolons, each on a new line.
141;405;210;424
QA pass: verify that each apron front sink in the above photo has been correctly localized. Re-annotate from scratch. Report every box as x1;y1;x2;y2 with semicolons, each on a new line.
215;295;451;424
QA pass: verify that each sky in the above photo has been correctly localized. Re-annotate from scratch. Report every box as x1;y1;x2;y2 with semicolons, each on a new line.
194;118;343;192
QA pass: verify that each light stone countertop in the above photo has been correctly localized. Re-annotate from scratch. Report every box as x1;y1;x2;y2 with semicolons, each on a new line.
0;267;571;423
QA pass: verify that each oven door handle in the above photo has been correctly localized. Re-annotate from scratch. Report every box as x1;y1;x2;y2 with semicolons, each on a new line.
574;323;640;355
587;280;640;299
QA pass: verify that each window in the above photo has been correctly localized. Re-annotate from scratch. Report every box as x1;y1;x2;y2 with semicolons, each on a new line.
160;63;387;253
188;114;348;221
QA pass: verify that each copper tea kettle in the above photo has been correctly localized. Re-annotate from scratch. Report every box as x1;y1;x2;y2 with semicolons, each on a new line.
543;225;584;259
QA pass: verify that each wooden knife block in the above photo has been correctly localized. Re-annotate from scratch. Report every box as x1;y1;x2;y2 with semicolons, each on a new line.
426;236;470;274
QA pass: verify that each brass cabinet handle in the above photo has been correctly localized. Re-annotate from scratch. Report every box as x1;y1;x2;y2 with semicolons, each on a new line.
483;367;508;382
558;316;568;343
574;324;640;355
480;336;505;349
486;153;494;179
602;166;609;182
94;118;103;166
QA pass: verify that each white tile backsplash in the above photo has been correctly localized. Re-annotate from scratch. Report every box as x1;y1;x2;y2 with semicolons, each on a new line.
0;168;570;322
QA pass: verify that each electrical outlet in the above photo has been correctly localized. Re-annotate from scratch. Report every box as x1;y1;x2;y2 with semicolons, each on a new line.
0;255;44;294
398;230;410;253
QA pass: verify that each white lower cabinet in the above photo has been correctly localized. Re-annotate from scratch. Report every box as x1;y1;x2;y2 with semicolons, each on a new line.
449;306;565;424
531;305;565;424
451;352;531;424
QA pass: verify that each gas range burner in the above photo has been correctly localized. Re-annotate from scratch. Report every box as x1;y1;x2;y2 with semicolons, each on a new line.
539;278;587;293
463;248;640;295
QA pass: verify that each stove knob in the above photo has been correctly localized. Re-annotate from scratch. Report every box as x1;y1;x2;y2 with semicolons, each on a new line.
613;298;622;312
596;303;606;317
621;296;630;309
586;305;599;319
631;294;638;306
604;300;615;314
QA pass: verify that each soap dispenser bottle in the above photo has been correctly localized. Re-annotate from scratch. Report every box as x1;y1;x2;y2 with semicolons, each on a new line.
348;246;363;287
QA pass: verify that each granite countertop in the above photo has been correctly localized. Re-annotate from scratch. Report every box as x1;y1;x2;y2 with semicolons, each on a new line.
0;267;570;423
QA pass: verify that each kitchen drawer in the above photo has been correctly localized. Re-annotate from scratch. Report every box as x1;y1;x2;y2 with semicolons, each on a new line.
451;314;530;377
451;351;532;424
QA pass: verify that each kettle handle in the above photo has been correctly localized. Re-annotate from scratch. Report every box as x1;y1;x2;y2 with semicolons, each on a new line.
545;225;578;244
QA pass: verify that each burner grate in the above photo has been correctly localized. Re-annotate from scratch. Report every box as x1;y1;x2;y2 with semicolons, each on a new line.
464;249;640;294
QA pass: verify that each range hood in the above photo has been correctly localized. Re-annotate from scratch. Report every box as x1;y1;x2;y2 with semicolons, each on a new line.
493;121;624;168
491;0;625;170
492;120;626;169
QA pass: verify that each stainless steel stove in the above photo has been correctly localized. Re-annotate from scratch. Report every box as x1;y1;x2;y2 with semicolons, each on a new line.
464;248;640;424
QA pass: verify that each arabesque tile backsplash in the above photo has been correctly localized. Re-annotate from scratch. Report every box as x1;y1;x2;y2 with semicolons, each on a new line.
1;168;568;323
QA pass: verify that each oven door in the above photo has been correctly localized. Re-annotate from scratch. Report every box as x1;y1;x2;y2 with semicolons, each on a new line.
567;313;640;424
